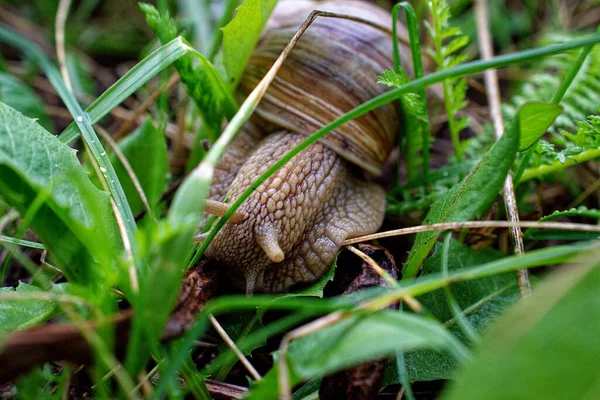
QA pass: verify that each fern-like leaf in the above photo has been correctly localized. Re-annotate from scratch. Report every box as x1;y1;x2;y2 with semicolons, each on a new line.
426;0;470;162
139;3;237;135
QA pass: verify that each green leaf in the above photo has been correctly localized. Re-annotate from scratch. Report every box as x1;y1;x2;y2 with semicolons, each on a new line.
442;258;600;400
0;72;52;132
524;206;600;241
517;102;563;150
402;102;557;278
0;282;62;332
111;119;169;215
420;240;518;324
289;311;468;381
57;37;190;144
0;102;120;284
246;311;468;400
15;364;70;400
217;0;278;88
397;240;519;383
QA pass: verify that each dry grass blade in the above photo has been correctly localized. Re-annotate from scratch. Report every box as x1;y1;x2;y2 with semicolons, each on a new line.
474;0;530;298
345;245;422;313
55;0;72;92
95;125;157;224
114;73;180;140
209;314;262;382
343;220;600;245
346;245;398;288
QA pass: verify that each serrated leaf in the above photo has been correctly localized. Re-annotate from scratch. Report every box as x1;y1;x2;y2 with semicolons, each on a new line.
218;0;278;89
140;3;237;134
111;119;169;215
518;102;563;151
442;26;462;40
377;69;405;87
524;206;600;241
0;102;120;284
443;36;469;57
442;258;600;400
0;282;65;332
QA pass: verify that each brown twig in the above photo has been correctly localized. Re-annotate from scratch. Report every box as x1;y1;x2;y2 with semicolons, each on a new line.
343;220;600;245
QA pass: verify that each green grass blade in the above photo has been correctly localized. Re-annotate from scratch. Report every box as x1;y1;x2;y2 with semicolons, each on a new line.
0;24;137;260
0;236;45;250
58;37;190;144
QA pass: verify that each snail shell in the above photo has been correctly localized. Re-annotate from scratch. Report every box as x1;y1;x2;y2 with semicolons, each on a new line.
204;0;408;293
239;0;403;176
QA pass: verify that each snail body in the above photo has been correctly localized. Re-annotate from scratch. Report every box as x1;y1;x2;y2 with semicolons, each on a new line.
203;0;408;293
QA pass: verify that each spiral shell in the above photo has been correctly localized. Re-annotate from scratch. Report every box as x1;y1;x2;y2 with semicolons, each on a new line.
239;0;406;176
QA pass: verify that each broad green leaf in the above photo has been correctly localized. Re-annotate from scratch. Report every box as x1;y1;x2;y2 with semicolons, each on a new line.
386;240;519;384
0;72;52;131
288;311;467;380
403;102;558;277
517;102;563;150
419;240;518;325
0;282;63;332
442;259;600;400
0;102;120;284
217;0;278;88
246;311;468;399
111;119;169;215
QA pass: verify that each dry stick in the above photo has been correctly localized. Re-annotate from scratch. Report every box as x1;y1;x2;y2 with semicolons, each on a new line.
477;0;530;297
343;220;600;245
209;315;262;382
345;245;423;313
95;125;157;224
114;73;180;140
55;0;72;92
345;245;398;288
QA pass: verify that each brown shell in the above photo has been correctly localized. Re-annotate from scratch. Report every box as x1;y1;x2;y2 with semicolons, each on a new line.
239;0;406;176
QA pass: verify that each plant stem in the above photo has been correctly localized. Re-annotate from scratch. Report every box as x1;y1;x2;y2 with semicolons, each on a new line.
392;2;431;184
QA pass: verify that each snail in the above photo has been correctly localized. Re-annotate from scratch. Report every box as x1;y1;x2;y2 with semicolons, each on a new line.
199;0;409;293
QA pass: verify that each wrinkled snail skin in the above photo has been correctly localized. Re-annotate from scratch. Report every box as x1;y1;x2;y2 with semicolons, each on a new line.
204;0;405;293
206;131;386;293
